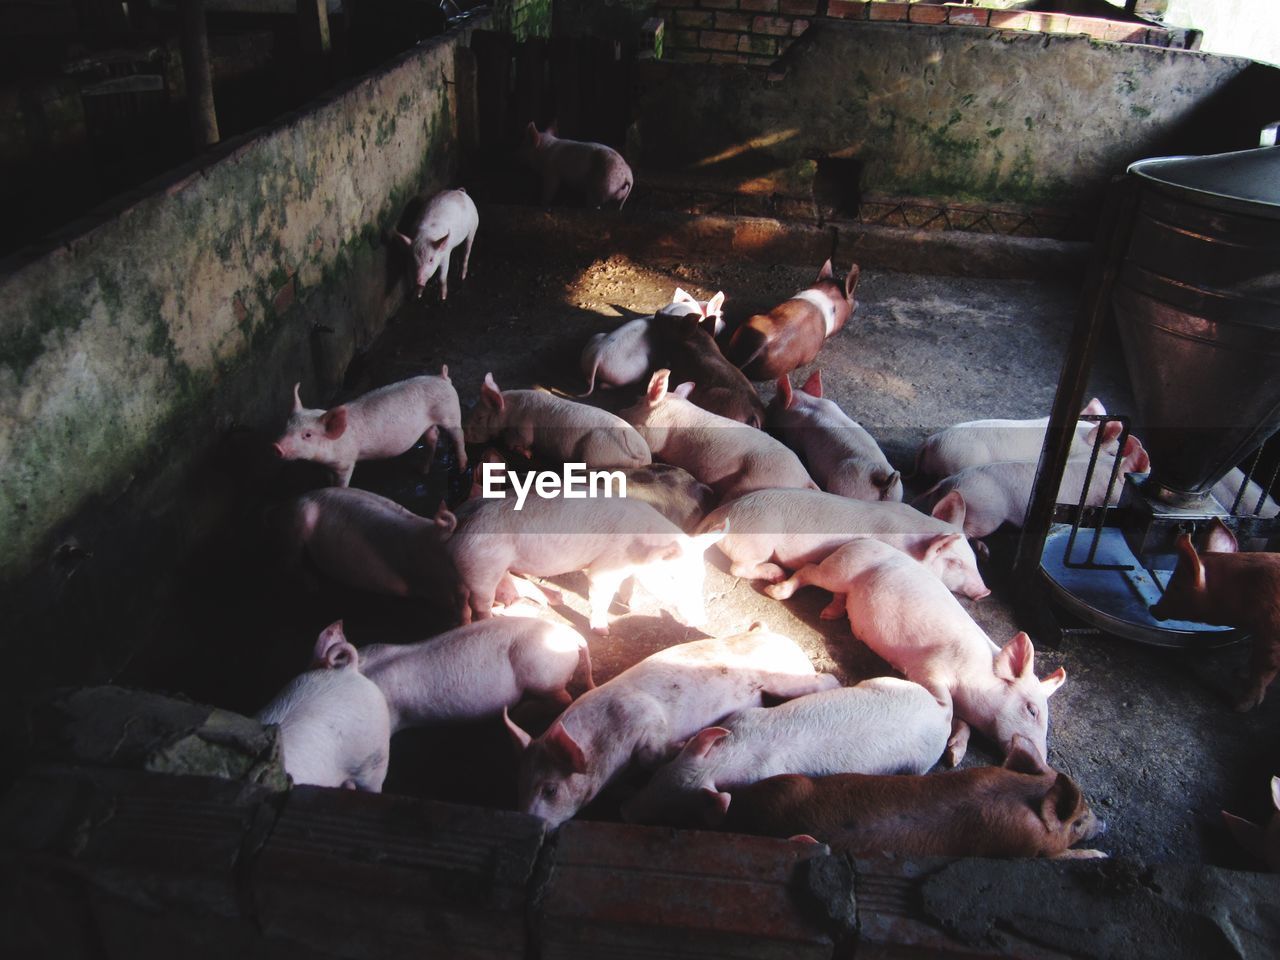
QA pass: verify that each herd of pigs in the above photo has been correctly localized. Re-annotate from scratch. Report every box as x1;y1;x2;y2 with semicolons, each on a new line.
254;131;1279;869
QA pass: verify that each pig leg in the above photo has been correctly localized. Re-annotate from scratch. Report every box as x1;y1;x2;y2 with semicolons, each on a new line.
764;563;824;600
730;559;788;583
541;172;560;206
332;461;357;488
819;593;847;620
944;718;971;767
586;566;630;635
1236;635;1279;712
461;226;476;280
437;249;453;301
1052;849;1109;860
760;672;842;701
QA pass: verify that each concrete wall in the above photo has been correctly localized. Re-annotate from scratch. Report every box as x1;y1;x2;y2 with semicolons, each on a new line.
0;20;482;687
635;19;1280;227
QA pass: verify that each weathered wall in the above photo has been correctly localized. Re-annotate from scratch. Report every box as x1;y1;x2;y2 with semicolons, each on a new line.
635;19;1280;226
0;20;483;689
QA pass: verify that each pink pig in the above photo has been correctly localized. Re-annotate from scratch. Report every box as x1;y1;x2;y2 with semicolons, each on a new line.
391;188;479;301
465;372;651;469
768;370;902;502
256;621;391;791
766;536;1066;764
520;123;633;209
345;616;594;731
697;487;989;600
274;368;466;486
448;494;727;632
620;677;950;827
914;435;1151;539
503;623;840;827
619;369;818;502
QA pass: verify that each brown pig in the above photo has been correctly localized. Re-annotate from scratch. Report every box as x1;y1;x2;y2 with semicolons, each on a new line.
650;308;766;428
727;259;860;381
1149;518;1280;711
721;734;1105;860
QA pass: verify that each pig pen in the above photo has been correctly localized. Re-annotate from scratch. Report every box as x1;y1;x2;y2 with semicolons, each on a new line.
109;211;1279;872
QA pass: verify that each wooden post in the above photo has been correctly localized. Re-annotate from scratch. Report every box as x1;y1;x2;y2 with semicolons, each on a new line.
298;0;332;57
178;0;219;147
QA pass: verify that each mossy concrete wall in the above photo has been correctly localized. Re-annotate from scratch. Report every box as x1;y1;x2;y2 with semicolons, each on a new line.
0;20;484;689
635;20;1280;225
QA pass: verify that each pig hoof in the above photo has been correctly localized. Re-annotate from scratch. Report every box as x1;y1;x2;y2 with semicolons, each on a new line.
591;623;611;637
764;582;794;600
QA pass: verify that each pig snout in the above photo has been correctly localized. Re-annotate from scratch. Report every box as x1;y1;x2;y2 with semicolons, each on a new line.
272;441;288;459
967;583;992;601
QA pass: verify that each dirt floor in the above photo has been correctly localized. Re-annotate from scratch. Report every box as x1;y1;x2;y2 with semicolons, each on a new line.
132;235;1280;870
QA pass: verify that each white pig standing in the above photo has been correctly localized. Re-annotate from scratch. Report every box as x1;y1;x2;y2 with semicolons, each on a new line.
697;487;989;600
915;398;1122;478
520;122;633;209
466;373;651;469
448;494;727;632
914;435;1151;539
503;624;840;827
274;369;467;486
257;621;392;791
621;677;950;827
342;617;594;731
578;289;726;396
619;369;818;502
768;370;902;502
766;537;1065;765
392;188;479;301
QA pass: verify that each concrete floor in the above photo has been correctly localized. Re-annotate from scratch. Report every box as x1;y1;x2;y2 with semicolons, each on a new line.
147;234;1280;870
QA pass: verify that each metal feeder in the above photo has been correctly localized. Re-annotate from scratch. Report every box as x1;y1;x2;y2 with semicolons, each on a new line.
1014;143;1280;646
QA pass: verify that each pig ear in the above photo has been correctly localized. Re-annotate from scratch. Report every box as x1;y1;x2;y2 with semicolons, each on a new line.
1204;518;1238;554
671;287;698;309
683;726;730;760
700;787;732;827
876;470;901;493
292;382;304;412
705;291;725;317
1122;435;1150;473
1041;666;1067;697
1222;810;1265;855
924;532;964;565
392;230;413;248
801;369;823;397
844;263;860;301
502;706;532;753
994;631;1036;683
1271;776;1280;812
817;258;834;282
776;375;795;409
322;406;348;439
692;519;730;553
482;372;505;411
543;720;588;775
673;381;696;400
646;369;671;404
433;501;458;537
1175;534;1207;592
931;490;967;528
431;235;449;251
440;364;450;380
1080;397;1107;417
1003;734;1051;777
1040;773;1083;831
313;619;355;668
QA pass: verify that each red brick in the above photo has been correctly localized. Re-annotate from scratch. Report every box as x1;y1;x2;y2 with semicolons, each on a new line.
739;0;778;10
676;9;715;27
701;29;741;50
908;4;948;24
752;15;793;35
716;10;753;29
699;0;739;8
791;17;810;35
988;10;1030;30
947;6;988;26
1104;21;1149;42
710;51;750;63
1039;12;1072;32
826;0;868;18
868;2;910;23
739;32;780;55
779;0;817;14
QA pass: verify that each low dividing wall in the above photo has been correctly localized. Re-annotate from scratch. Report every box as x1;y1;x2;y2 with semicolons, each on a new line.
0;19;483;691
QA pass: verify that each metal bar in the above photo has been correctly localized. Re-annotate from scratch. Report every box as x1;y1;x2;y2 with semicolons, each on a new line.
1232;445;1264;514
1258;456;1280;517
1084;417;1130;567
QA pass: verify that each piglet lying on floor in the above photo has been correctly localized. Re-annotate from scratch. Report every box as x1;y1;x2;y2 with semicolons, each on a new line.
722;735;1105;860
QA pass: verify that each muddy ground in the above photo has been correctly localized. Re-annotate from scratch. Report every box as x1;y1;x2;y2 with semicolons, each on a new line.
129;233;1280;869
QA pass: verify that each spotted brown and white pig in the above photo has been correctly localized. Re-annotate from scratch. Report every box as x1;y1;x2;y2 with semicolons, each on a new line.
520;123;633;209
392;188;479;301
766;536;1063;763
620;462;717;532
915;398;1122;478
619;370;816;502
503;624;840;828
280;487;458;610
720;735;1104;860
578;289;726;396
256;621;391;791
448;493;727;632
1150;519;1280;711
727;259;860;380
620;677;949;827
913;435;1151;539
274;369;466;486
354;616;593;731
466;373;651;469
697;487;989;600
768;370;901;502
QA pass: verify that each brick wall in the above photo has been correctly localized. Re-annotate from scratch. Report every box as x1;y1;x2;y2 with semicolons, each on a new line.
656;1;1200;66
